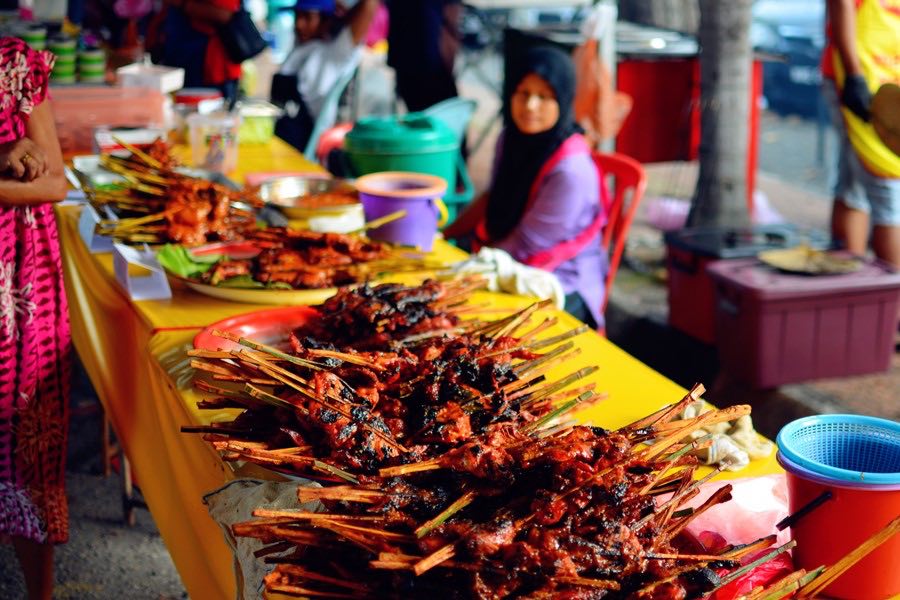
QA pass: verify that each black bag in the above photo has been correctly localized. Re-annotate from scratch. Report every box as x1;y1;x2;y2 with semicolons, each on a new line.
218;8;267;64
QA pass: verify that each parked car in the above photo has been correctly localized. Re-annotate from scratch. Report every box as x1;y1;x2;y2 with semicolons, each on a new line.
751;0;826;119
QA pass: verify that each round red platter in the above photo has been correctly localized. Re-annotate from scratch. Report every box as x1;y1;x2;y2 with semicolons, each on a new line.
193;305;320;351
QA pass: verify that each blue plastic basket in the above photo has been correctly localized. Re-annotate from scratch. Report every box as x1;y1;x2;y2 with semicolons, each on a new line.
777;414;900;485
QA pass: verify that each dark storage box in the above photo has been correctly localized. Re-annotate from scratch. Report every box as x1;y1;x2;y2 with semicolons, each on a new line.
665;225;829;344
708;256;900;389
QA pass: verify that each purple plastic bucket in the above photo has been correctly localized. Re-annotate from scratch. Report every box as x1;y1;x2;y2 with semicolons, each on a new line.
355;172;448;251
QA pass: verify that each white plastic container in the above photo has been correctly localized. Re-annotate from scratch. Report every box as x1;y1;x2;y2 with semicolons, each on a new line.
173;88;224;143
116;63;185;94
187;112;240;174
30;0;66;22
93;127;169;156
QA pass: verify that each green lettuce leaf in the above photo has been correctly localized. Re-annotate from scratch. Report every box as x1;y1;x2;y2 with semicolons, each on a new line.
157;244;222;278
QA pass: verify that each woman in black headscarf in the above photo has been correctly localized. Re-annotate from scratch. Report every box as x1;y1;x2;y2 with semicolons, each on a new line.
445;46;608;328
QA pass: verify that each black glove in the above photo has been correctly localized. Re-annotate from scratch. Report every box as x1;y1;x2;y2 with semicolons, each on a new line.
841;74;872;121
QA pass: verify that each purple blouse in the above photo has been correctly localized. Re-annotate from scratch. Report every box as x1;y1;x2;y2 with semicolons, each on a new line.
492;148;608;328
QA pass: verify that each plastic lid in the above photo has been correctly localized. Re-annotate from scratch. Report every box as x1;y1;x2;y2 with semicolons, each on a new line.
663;225;826;259
48;36;76;48
187;112;240;127
345;113;458;154
238;99;282;118
706;255;900;300
356;172;447;198
175;87;224;105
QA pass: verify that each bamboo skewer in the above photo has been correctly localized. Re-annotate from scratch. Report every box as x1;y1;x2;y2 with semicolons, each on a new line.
662;484;733;542
710;542;797;593
511;341;577;376
719;535;779;561
297;487;387;504
273;565;373;593
414;491;476;538
112;135;164;169
516;316;558;343
633;466;720;531
213;330;324;371
520;366;600;407
621;383;706;434
349;210;407;234
556;577;620;590
413;544;456;576
639;404;751;461
378;458;442;478
747;568;822;600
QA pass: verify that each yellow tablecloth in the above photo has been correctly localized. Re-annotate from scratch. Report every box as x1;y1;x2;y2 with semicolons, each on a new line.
58;139;780;600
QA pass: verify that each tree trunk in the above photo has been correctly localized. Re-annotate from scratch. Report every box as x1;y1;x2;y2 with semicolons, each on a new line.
617;0;699;35
687;0;753;228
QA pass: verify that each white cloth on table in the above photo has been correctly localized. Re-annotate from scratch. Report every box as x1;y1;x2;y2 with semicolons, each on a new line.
279;27;362;117
451;247;566;309
203;478;321;600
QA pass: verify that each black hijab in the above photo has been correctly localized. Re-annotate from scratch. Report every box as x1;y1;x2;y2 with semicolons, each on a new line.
485;45;579;242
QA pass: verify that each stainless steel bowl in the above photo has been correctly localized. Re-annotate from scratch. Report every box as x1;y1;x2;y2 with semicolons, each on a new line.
258;175;359;219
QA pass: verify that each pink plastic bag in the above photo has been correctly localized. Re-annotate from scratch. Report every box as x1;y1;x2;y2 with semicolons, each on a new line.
681;474;791;548
668;475;794;600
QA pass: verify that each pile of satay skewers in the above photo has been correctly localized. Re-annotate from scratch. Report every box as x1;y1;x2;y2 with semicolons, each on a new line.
185;278;599;476
229;382;777;599
79;138;261;245
194;228;441;290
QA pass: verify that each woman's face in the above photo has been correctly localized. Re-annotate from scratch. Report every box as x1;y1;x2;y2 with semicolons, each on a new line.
510;73;560;135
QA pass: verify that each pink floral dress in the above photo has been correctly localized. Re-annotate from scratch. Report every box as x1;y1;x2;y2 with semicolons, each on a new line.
0;37;70;545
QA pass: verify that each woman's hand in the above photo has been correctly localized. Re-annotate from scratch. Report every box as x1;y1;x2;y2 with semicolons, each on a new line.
0;137;49;182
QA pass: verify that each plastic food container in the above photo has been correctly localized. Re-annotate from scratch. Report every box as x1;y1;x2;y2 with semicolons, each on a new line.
20;25;47;50
664;225;829;344
79;62;105;78
53;53;75;66
356;172;448;251
48;36;76;56
777;415;900;599
344;113;472;223
707;256;900;388
94;127;169;155
52;61;76;77
188;112;240;174
116;63;185;94
78;47;105;65
237;99;282;145
50;74;76;85
174;88;224;143
79;74;106;84
51;86;166;153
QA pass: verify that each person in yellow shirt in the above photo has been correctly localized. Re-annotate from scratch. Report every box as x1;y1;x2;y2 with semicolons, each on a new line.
824;0;900;267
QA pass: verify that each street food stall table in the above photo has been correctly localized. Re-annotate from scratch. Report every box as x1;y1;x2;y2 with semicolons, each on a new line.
57;139;781;599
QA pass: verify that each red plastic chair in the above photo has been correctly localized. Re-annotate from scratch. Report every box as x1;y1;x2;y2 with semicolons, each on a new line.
593;151;647;318
315;122;354;166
